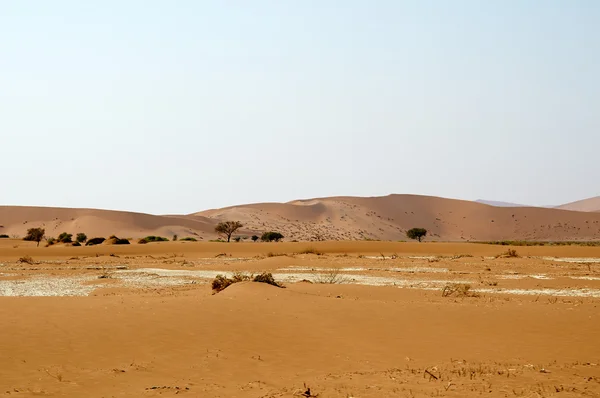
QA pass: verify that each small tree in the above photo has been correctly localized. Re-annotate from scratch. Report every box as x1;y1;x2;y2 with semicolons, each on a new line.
24;227;45;247
173;234;178;241
76;233;87;244
251;235;259;242
214;221;243;242
261;231;284;242
406;228;427;242
57;232;73;243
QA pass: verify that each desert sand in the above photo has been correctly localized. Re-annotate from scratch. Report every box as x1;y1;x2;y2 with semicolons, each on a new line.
1;239;599;397
3;194;600;242
557;196;600;213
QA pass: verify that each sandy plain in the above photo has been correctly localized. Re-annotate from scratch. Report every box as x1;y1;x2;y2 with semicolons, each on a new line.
1;240;600;397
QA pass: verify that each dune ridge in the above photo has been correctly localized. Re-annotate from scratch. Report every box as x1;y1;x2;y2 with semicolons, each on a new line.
3;194;600;242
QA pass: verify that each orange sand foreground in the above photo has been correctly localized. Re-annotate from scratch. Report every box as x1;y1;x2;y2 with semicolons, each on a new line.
1;240;599;397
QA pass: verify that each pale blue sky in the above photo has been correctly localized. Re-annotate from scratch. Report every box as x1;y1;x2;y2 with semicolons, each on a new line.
2;1;598;214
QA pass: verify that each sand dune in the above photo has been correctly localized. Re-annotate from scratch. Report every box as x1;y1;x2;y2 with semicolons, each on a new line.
556;196;600;212
0;206;216;240
196;194;600;241
3;194;600;242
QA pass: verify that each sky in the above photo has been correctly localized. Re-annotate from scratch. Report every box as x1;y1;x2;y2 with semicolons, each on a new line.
1;1;599;214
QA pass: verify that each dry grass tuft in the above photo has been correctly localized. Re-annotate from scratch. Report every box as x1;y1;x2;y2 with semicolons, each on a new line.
442;283;479;298
296;247;324;256
18;255;34;264
496;249;520;258
211;272;284;293
314;269;348;284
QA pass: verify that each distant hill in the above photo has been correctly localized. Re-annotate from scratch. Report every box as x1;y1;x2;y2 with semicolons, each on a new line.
195;194;600;241
556;196;600;213
3;194;600;242
475;200;527;208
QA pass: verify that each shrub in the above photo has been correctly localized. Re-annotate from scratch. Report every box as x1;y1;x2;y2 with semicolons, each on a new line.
46;237;56;246
406;228;427;242
18;255;34;264
314;269;347;284
215;221;243;242
297;247;323;255
86;237;106;246
211;272;284;293
72;241;81;247
253;272;284;287
442;283;478;297
233;236;241;242
251;235;259;242
496;249;520;258
173;234;178;241
76;233;87;244
180;237;197;242
57;232;73;243
0;234;9;239
138;236;168;244
23;227;45;246
261;231;284;242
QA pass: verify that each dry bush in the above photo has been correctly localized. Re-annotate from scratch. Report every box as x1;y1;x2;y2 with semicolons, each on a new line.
18;255;34;264
211;272;283;293
253;272;284;288
314;269;348;284
496;249;520;258
442;283;479;298
297;247;324;255
451;254;473;260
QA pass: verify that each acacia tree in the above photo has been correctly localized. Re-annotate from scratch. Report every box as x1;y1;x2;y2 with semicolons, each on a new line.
76;233;87;244
406;228;427;242
215;221;243;242
24;227;45;247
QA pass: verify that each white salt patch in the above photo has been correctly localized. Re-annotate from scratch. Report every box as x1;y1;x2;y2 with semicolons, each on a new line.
475;287;600;298
541;257;600;263
570;276;600;281
0;276;98;297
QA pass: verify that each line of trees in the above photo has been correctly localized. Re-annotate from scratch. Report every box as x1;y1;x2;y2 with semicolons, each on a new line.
214;221;284;242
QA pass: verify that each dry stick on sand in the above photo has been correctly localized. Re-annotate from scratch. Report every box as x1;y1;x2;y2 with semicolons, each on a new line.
424;369;438;381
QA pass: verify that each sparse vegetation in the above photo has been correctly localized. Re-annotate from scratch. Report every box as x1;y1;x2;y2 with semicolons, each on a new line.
297;247;324;255
215;221;243;242
442;283;478;297
76;233;87;244
18;255;34;264
173;234;178;241
86;237;106;246
46;237;56;247
314;269;347;284
23;227;45;246
251;235;259;242
406;228;427;242
138;236;169;244
211;272;284;293
261;231;284;242
57;232;73;243
496;249;520;258
233;236;242;242
0;234;9;239
180;237;197;242
106;236;130;245
476;240;600;247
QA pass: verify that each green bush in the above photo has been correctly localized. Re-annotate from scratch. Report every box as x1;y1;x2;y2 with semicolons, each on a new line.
261;231;284;242
57;232;73;243
76;233;87;243
23;227;45;246
86;237;106;246
138;236;169;244
0;234;9;239
180;237;197;242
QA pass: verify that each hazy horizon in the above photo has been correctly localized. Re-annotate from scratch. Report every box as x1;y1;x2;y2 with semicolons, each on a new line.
2;1;598;214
